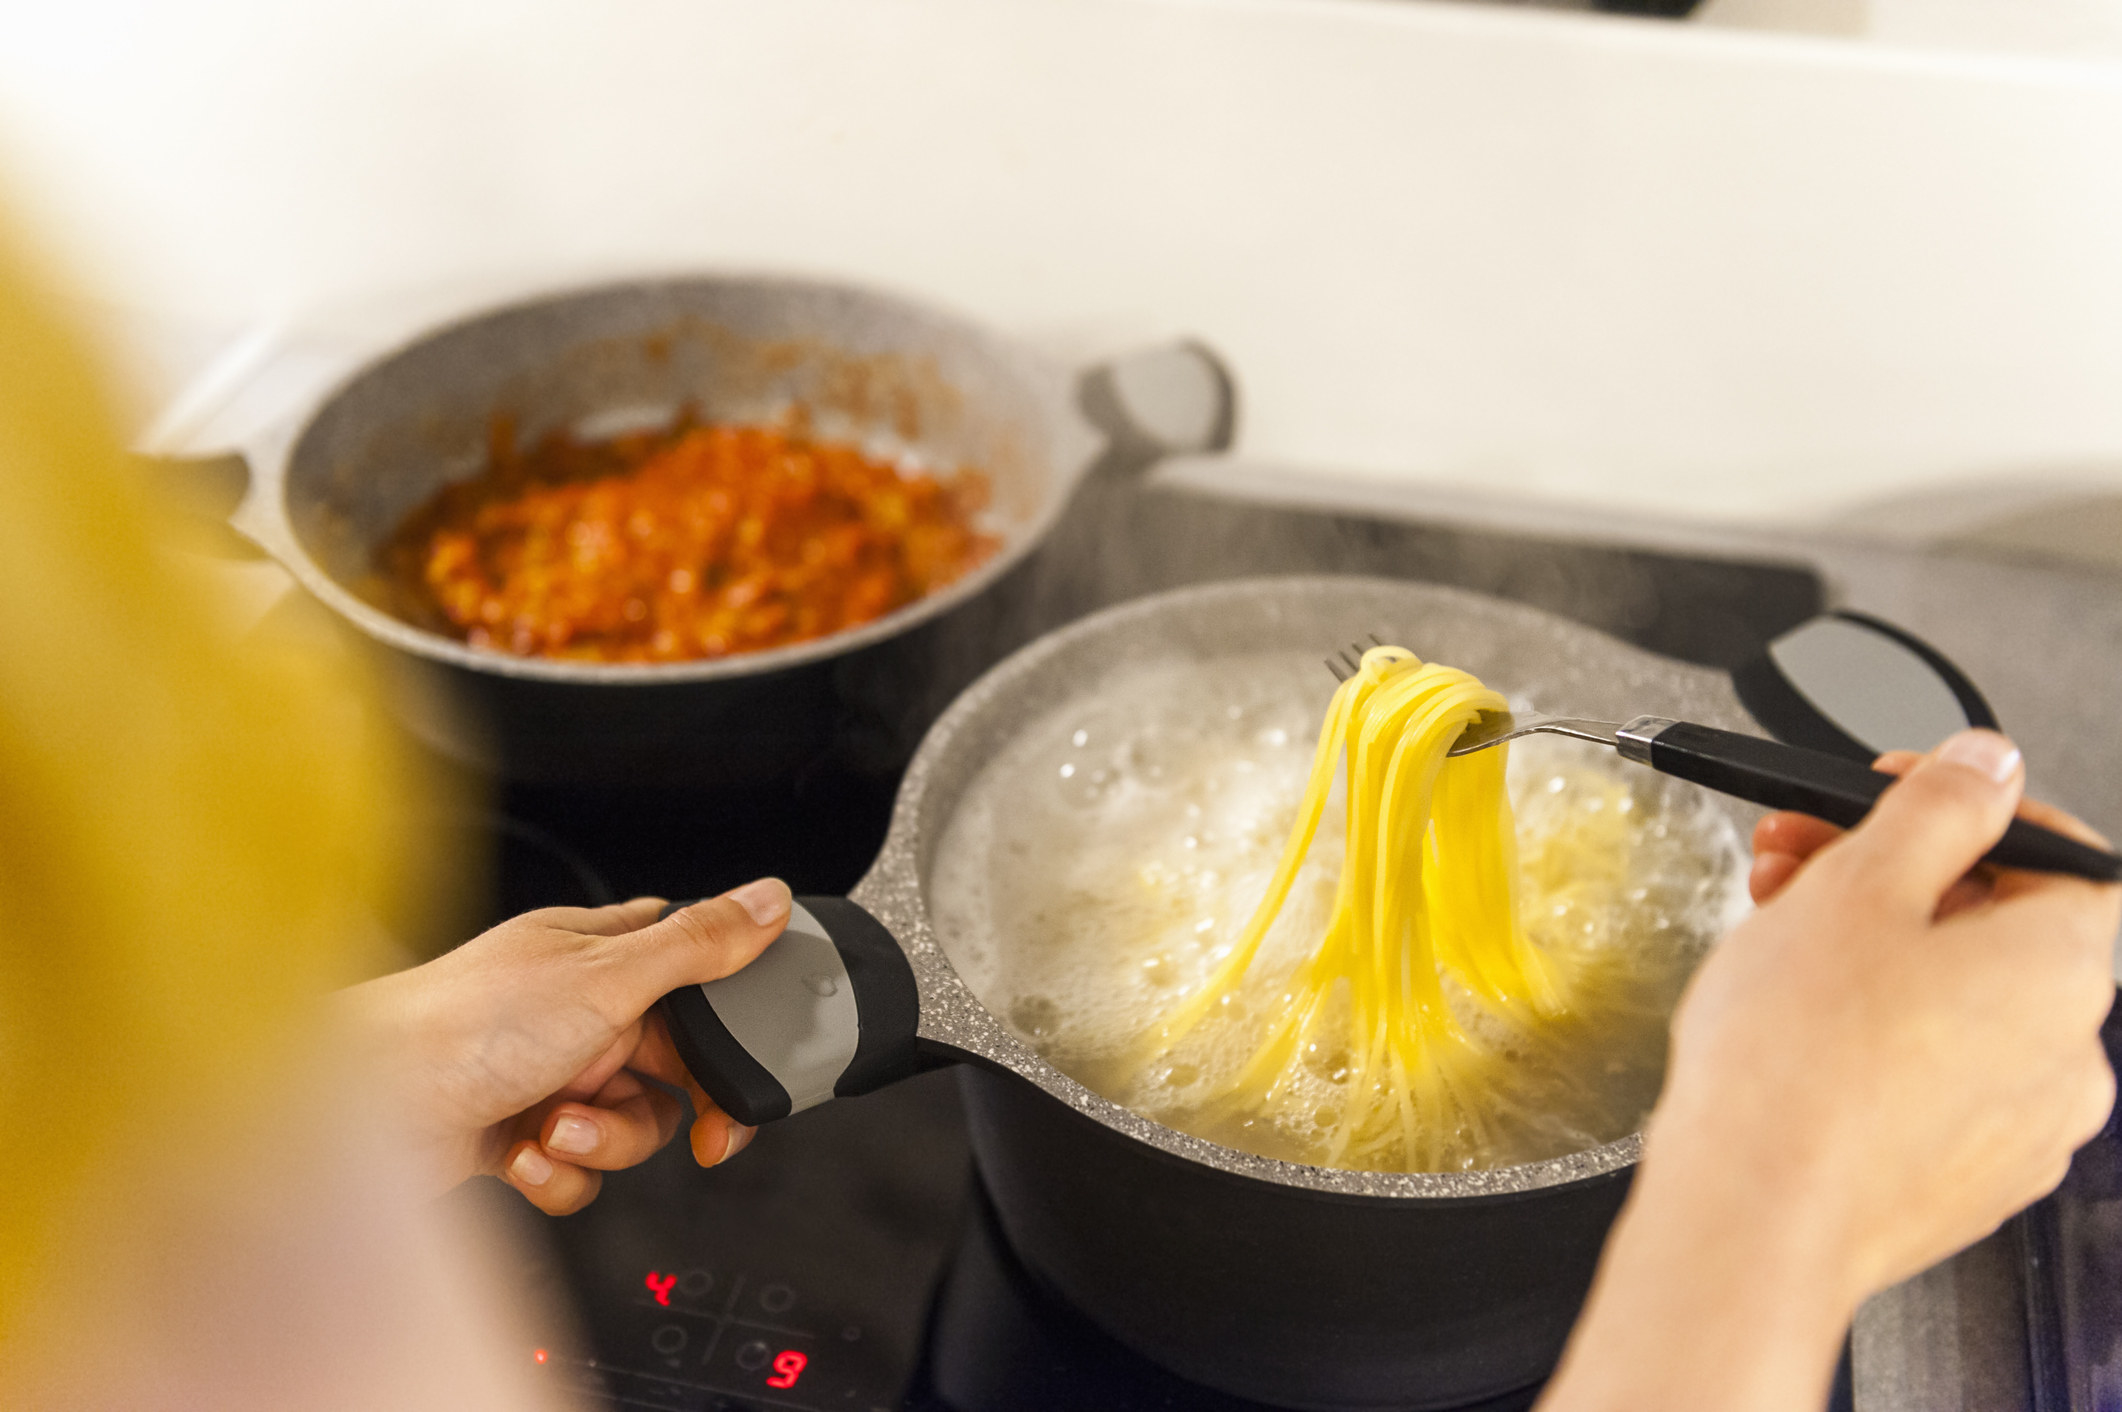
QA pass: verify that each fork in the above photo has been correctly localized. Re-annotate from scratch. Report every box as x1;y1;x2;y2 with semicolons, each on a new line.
1324;643;2122;883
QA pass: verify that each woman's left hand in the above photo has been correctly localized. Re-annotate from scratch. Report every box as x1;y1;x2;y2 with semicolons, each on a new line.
344;879;791;1213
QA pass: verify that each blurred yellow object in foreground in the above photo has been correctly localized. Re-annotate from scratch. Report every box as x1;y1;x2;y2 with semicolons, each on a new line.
0;225;417;1338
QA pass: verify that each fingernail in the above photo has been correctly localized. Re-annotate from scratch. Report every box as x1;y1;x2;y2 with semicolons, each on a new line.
511;1146;555;1186
726;877;791;927
1936;729;2022;785
547;1114;598;1157
723;1124;756;1162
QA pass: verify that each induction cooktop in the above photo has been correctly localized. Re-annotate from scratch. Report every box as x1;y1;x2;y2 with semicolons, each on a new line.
418;483;1864;1411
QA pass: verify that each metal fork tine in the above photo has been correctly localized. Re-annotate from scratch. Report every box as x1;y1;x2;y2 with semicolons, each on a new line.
1325;636;1408;684
1327;637;1396;684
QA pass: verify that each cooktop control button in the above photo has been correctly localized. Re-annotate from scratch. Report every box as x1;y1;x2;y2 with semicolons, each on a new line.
759;1283;797;1314
625;1371;697;1408
676;1268;712;1300
649;1324;687;1357
734;1339;771;1372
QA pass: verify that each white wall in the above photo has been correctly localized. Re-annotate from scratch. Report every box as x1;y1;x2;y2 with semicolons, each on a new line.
7;0;2122;534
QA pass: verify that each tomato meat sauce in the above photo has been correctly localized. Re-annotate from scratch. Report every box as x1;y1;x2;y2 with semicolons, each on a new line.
381;414;999;663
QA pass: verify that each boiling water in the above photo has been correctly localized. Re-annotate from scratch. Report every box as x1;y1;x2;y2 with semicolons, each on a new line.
929;652;1750;1173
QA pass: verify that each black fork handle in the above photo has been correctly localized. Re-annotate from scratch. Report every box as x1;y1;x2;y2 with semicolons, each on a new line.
1623;720;2122;883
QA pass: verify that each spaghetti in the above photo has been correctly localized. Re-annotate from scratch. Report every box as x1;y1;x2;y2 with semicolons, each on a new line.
1144;645;1569;1169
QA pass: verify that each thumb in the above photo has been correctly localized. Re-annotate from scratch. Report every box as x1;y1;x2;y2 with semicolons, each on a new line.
616;877;792;1006
1835;729;2024;915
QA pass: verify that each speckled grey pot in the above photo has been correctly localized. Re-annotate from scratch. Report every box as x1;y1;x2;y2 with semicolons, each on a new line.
220;274;1109;784
849;575;1762;1411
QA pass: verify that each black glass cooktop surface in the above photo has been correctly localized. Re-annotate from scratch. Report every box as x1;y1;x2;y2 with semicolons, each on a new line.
458;1069;1551;1412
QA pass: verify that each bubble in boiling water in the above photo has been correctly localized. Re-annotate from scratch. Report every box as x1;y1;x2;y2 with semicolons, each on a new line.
1127;727;1183;787
1009;995;1060;1041
1054;754;1118;808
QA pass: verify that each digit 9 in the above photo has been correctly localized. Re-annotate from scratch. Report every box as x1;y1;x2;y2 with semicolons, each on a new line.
766;1349;808;1389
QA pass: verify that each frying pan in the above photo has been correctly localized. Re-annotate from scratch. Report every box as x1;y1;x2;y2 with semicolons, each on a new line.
659;574;1765;1410
160;275;1231;784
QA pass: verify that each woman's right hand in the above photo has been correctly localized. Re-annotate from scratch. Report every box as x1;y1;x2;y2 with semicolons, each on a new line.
1541;729;2120;1412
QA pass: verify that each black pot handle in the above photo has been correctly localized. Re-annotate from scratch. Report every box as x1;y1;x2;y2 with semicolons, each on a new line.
656;895;922;1126
1618;718;2122;883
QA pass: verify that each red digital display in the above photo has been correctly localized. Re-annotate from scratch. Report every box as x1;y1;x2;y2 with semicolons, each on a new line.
766;1349;808;1389
645;1270;676;1307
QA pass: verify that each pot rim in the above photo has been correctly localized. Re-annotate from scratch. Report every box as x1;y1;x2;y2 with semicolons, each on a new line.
230;271;1106;685
849;573;1779;1201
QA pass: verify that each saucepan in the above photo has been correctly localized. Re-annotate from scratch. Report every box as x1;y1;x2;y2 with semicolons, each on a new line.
162;275;1232;784
659;574;1768;1411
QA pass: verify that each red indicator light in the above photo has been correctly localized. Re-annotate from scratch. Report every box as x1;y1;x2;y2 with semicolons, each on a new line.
645;1270;676;1307
766;1349;808;1389
532;1348;549;1365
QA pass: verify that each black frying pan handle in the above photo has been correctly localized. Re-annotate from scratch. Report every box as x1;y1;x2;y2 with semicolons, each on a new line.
1626;720;2122;883
654;895;921;1127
